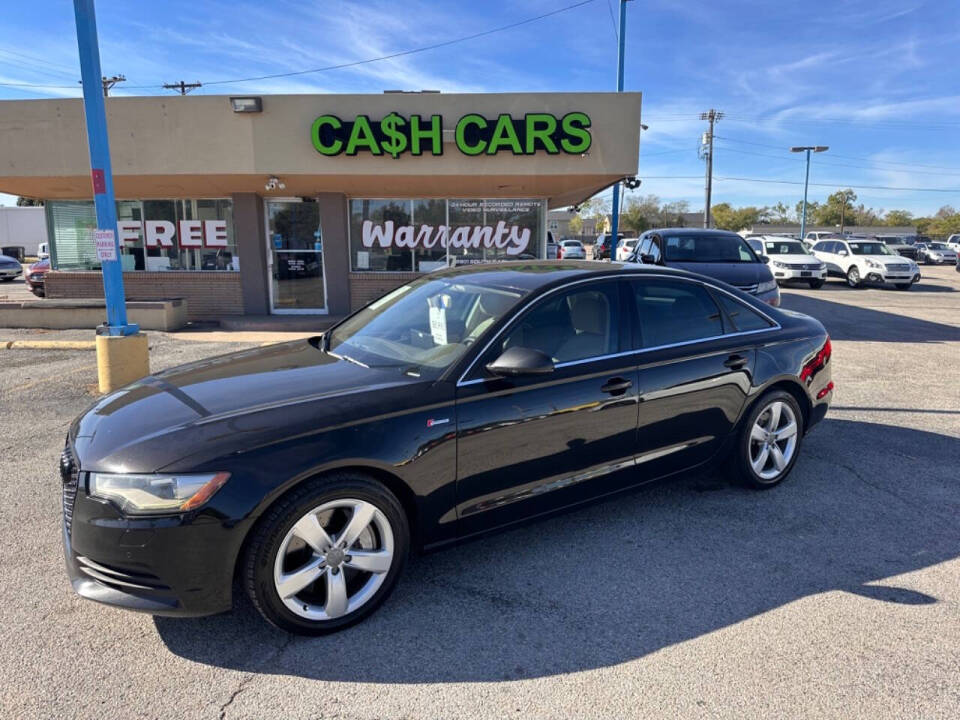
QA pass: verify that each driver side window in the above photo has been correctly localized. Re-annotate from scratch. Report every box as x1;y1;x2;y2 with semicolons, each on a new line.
498;283;620;365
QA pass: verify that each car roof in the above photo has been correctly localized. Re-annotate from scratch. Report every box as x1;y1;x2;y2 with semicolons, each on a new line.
646;227;742;237
429;259;734;294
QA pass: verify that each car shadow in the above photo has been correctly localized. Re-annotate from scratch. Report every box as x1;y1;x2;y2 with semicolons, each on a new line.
155;419;959;682
779;293;960;342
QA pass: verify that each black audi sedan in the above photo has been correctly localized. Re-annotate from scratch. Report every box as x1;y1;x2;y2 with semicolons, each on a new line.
62;261;832;634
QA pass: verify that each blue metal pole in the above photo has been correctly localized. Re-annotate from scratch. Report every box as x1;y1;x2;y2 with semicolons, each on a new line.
800;149;811;241
608;0;627;260
73;0;137;336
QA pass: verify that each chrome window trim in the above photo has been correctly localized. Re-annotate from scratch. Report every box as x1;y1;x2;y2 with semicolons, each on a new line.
456;272;781;387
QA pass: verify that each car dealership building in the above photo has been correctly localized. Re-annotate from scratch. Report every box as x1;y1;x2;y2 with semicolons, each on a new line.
0;92;642;318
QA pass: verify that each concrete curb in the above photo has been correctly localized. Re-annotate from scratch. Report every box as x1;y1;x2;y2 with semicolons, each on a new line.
1;340;96;350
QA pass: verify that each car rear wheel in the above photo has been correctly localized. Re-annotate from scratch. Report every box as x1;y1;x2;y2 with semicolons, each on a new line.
846;266;862;288
728;390;803;489
808;279;824;289
244;473;409;635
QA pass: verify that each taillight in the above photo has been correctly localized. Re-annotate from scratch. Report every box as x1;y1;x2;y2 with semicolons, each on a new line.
801;336;831;384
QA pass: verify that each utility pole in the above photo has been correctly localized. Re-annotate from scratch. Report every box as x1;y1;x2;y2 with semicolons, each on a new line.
163;80;202;95
608;0;631;260
790;146;828;241
700;109;722;228
74;0;149;391
101;74;125;96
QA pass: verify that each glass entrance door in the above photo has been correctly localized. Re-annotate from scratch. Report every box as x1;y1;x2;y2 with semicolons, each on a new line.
266;200;327;313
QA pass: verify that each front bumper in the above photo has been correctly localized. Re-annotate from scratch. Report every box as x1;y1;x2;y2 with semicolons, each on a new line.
772;267;826;281
864;270;920;285
62;471;249;617
0;268;22;277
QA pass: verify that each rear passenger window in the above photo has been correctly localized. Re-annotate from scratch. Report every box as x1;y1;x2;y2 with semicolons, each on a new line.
715;293;774;332
632;279;724;348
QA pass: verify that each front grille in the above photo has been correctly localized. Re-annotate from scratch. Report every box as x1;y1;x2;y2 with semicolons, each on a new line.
734;283;759;294
60;442;79;535
787;263;821;270
887;264;911;272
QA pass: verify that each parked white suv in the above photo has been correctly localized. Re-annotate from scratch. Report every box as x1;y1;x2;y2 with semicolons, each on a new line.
747;236;827;288
615;238;638;262
811;238;920;290
946;234;960;253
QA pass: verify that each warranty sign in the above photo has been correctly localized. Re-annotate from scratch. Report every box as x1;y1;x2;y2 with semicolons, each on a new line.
94;229;117;262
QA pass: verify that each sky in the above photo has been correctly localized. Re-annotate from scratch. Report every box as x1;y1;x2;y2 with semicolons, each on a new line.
1;0;958;216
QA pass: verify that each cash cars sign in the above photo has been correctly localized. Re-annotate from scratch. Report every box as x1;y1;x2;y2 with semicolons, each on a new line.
310;112;592;158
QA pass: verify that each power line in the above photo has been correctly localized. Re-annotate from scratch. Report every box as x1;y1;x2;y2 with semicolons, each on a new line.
163;81;202;95
605;0;619;41
0;45;76;74
0;0;598;91
716;136;960;173
639;175;960;193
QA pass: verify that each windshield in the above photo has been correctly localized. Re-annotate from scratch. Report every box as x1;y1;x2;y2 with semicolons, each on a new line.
929;242;948;249
662;233;757;263
562;241;582;247
849;242;893;256
764;240;807;255
328;277;525;378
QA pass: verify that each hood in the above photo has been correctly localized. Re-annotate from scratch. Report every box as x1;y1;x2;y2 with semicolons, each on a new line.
666;261;772;286
70;339;424;472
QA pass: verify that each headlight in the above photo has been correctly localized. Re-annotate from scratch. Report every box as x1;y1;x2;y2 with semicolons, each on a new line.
90;472;230;515
866;259;883;269
772;260;788;268
756;279;777;294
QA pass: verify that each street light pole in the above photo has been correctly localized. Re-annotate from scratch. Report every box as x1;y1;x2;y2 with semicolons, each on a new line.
790;145;828;241
74;0;149;392
609;0;629;260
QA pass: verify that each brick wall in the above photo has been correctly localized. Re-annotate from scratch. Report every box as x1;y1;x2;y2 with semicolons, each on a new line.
45;271;244;318
348;272;422;311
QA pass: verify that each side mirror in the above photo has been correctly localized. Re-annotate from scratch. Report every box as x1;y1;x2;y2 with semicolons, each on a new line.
640;253;656;264
760;255;770;264
485;346;554;377
838;249;848;256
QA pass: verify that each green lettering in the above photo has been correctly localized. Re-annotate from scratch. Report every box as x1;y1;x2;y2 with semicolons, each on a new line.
410;114;442;155
455;114;487;155
311;115;343;155
486;114;522;155
560;112;592;154
345;115;381;155
524;113;559;154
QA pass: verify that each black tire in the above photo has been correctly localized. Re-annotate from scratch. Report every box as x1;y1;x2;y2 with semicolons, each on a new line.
895;283;912;291
726;389;804;490
243;472;409;635
808;279;825;289
845;266;862;288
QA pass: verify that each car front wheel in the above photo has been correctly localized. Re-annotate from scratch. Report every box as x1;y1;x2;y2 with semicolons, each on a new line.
244;473;409;635
846;266;862;288
728;390;804;489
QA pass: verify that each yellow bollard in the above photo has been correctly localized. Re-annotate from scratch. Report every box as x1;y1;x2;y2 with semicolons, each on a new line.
95;332;150;393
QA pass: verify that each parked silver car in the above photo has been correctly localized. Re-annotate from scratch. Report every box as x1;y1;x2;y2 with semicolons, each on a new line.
558;239;586;260
916;242;958;265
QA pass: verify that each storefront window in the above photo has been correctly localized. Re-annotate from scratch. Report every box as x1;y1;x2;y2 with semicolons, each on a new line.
46;198;237;271
349;198;544;272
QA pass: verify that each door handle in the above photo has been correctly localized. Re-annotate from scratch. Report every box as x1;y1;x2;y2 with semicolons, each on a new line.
723;354;748;370
601;377;633;395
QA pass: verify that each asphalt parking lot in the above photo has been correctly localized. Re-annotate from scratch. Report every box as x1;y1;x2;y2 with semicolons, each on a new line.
1;266;958;719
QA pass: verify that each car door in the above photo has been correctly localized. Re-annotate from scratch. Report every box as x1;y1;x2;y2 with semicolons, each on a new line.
626;276;766;479
813;241;836;274
454;278;640;537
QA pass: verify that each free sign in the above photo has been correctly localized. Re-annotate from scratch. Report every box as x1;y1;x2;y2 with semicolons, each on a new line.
117;220;229;248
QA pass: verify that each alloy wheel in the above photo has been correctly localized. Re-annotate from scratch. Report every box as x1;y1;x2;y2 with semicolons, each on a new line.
846;267;860;287
273;499;394;621
749;400;799;481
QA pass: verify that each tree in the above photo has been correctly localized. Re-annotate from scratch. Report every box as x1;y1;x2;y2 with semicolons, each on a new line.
795;199;820;224
567;214;583;235
928;209;960;237
853;204;881;226
711;203;765;231
580;197;609;234
934;205;956;219
770;202;791;224
620;194;661;234
811;189;857;228
659;200;690;227
883;209;914;227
